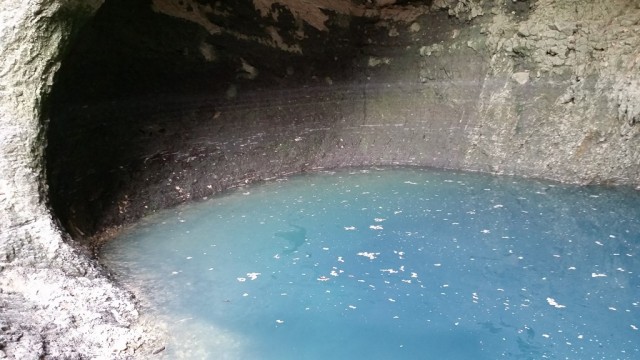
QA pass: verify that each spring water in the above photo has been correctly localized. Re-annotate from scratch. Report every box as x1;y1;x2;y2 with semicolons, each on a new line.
101;168;640;359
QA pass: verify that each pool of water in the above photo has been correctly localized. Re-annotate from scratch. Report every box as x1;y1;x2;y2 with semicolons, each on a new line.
101;168;640;359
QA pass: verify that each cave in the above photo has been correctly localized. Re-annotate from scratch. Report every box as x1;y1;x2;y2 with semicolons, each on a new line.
1;0;639;358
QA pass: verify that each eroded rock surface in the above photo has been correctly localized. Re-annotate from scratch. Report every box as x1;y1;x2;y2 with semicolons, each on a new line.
0;0;160;358
48;0;639;239
1;0;639;357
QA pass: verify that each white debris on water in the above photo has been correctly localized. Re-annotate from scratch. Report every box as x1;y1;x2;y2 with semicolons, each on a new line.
546;297;566;309
357;252;380;260
380;268;399;274
247;272;261;280
472;292;479;303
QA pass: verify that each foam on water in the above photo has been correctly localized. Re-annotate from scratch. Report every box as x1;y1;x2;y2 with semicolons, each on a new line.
101;168;640;359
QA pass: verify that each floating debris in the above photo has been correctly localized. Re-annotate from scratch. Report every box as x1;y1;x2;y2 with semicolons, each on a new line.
247;272;261;280
357;252;380;260
546;297;566;309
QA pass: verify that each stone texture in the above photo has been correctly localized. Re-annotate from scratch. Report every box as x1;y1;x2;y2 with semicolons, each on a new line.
462;0;640;184
1;0;639;357
0;0;161;358
47;0;639;241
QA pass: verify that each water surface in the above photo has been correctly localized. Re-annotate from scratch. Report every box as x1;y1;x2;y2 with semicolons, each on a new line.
102;168;640;359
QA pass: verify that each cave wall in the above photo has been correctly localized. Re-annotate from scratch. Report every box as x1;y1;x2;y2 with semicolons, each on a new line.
1;0;639;357
0;0;159;358
48;0;640;239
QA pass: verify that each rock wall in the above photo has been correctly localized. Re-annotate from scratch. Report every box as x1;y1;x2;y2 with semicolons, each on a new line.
1;0;639;357
48;0;640;239
0;0;160;358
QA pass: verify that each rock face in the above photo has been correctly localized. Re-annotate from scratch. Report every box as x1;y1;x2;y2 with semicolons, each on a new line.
48;0;640;237
1;0;639;357
0;0;160;358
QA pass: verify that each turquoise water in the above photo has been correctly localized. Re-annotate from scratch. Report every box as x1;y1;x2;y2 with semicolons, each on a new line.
101;168;640;359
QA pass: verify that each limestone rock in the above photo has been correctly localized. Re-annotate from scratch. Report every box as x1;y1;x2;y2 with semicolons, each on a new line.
0;0;161;358
1;0;640;357
512;71;530;84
